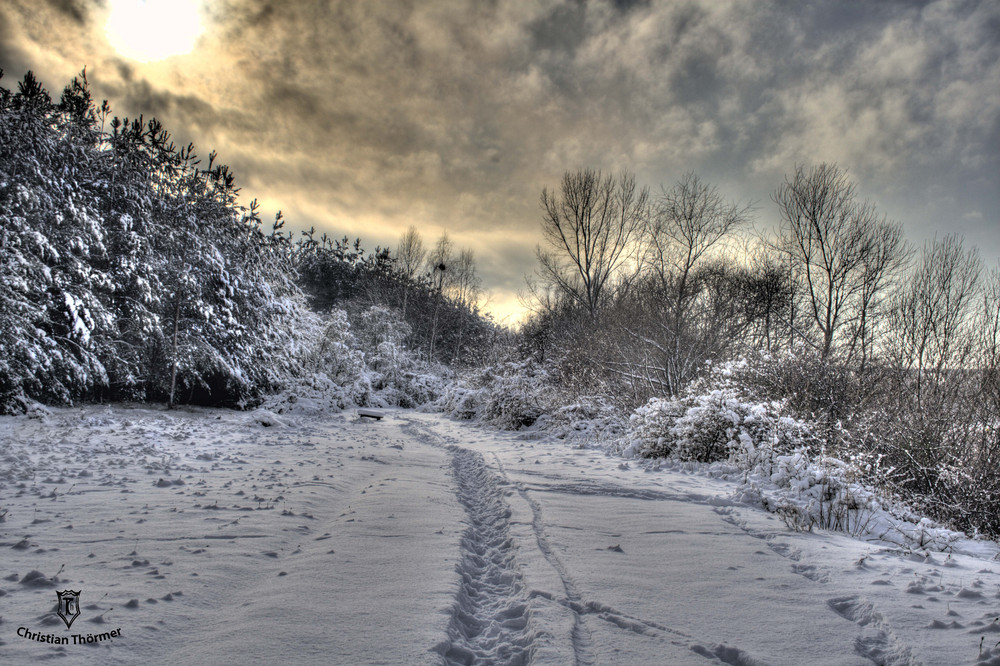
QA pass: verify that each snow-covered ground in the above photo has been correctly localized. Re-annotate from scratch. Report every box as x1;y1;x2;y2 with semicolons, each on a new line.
2;406;999;665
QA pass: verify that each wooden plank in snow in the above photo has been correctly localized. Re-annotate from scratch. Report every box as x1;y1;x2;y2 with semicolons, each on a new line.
357;408;385;420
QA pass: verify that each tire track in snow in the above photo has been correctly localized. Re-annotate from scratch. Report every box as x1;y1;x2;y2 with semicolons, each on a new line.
437;446;537;665
518;474;712;503
492;454;598;666
495;455;769;665
404;416;761;663
500;455;779;661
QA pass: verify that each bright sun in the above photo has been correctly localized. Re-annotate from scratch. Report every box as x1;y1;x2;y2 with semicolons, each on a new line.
105;0;206;63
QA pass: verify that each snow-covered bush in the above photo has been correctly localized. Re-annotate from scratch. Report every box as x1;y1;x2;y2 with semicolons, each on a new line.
263;309;371;413
726;444;966;550
264;305;448;414
477;360;550;429
625;398;686;458
760;451;877;535
436;384;486;420
315;310;375;404
354;305;448;408
620;387;969;549
435;359;551;430
540;396;627;443
712;350;1000;539
626;390;822;463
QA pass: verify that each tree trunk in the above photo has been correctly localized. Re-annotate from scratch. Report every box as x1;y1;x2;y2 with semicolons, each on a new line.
167;297;181;409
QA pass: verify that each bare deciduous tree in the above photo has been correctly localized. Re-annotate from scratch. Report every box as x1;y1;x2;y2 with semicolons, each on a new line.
449;247;482;310
426;232;452;361
743;244;794;352
843;220;910;371
427;232;453;286
599;174;753;398
421;232;484;362
645;172;752;326
535;168;648;316
873;235;984;505
773;163;908;359
980;267;1000;400
886;234;981;409
395;225;426;281
395;225;427;318
447;247;483;363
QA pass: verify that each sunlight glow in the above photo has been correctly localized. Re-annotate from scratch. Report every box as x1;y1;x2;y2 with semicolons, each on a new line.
105;0;205;63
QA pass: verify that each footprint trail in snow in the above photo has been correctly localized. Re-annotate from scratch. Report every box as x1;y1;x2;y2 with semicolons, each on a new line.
2;406;999;664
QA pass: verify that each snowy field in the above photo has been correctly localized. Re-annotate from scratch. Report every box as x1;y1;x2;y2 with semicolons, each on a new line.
2;406;999;665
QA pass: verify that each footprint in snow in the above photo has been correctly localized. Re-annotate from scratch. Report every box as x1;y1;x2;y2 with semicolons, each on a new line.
927;619;964;629
19;570;56;587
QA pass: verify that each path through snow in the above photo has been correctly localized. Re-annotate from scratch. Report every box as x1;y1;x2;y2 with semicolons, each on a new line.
1;406;999;664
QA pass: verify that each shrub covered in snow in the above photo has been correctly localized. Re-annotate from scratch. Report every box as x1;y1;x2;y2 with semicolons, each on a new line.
262;309;369;414
726;445;966;551
539;396;627;443
437;359;551;430
619;387;969;550
264;305;448;415
435;384;484;421
479;360;549;429
625;389;823;463
354;306;448;408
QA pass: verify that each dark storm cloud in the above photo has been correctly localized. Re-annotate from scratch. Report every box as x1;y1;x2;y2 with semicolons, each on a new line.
109;75;215;122
0;8;23;76
529;3;588;56
0;4;37;77
1;0;999;320
41;0;94;25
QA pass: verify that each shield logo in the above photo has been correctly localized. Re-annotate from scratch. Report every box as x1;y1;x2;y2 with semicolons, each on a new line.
56;590;81;628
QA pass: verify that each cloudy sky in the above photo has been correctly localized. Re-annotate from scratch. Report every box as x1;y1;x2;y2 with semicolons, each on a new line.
2;0;998;323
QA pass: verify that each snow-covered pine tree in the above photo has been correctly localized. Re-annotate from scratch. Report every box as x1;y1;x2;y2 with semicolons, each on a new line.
0;68;311;412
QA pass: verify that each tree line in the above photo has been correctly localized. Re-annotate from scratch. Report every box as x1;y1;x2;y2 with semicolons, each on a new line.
0;68;493;414
3;65;996;536
520;165;1000;536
